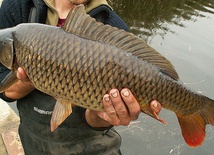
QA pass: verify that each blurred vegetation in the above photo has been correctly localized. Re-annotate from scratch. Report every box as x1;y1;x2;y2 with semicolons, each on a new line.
112;0;214;40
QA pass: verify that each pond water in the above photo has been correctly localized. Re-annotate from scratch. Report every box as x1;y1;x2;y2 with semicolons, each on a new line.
113;0;214;155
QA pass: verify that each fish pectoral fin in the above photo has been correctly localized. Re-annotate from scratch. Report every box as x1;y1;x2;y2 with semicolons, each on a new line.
141;106;167;124
0;71;18;93
50;99;73;132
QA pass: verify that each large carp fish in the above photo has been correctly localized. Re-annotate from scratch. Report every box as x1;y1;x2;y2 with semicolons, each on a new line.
0;5;213;147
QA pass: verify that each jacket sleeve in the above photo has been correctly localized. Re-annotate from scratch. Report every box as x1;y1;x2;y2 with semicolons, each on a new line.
0;0;33;29
104;10;129;31
88;5;129;32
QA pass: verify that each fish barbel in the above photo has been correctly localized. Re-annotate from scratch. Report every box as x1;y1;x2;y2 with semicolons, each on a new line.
0;5;214;147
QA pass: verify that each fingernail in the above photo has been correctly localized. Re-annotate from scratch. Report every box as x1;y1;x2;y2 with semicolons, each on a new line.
111;91;118;98
16;71;21;79
122;89;129;97
153;101;158;108
104;95;110;102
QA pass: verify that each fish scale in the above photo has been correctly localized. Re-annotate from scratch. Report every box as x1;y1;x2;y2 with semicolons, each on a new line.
0;5;214;147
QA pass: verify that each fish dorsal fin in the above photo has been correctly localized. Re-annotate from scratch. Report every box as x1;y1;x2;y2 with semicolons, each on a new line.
62;5;179;80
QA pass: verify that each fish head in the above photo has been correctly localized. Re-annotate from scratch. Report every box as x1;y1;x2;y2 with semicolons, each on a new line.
0;37;15;70
0;27;15;70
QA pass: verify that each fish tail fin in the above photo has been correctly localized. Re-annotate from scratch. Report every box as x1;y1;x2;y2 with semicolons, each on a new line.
176;97;214;147
50;99;73;132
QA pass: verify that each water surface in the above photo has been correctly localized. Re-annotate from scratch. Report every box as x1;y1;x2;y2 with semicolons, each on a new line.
113;1;214;155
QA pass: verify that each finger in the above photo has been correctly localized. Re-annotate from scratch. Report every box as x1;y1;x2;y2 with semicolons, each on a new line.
109;89;130;125
120;88;140;120
17;67;28;80
102;94;121;126
17;67;22;80
150;100;162;115
17;67;34;87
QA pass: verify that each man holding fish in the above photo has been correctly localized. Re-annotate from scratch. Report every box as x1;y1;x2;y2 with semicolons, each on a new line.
0;0;162;154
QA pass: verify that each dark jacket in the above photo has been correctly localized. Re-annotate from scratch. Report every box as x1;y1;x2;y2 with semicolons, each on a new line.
0;0;128;154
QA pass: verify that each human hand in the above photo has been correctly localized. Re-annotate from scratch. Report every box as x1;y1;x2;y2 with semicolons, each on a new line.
85;88;162;128
96;88;140;126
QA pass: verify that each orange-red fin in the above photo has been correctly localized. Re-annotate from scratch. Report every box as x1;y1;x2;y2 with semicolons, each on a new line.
50;99;73;132
176;114;205;148
141;106;167;124
177;97;214;147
